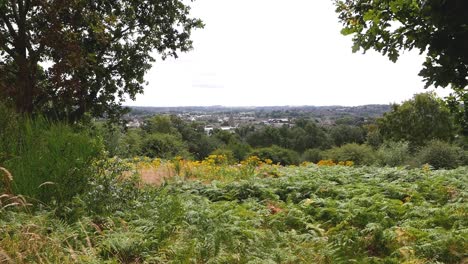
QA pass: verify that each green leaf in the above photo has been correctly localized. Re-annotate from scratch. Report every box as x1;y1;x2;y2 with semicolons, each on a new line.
340;27;356;36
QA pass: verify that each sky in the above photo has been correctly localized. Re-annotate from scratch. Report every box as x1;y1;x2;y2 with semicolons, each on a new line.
125;0;452;107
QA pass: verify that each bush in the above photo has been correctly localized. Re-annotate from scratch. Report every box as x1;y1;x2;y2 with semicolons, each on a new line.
0;105;103;205
120;129;143;158
141;133;189;159
227;141;252;162
376;141;410;167
323;143;375;165
249;145;300;165
301;148;323;163
416;140;463;169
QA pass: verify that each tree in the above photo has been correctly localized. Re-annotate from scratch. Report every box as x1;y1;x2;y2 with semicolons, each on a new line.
142;115;179;135
377;93;455;148
246;126;283;148
291;119;331;151
0;0;202;121
335;0;468;133
329;124;365;147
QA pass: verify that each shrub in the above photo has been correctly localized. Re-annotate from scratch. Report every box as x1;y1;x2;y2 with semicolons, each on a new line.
323;143;375;165
376;141;410;167
249;145;300;165
227;141;252;162
302;148;323;163
416;140;462;169
121;129;143;158
140;133;189;159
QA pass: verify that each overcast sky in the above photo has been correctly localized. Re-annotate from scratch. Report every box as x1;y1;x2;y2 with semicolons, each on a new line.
125;0;452;107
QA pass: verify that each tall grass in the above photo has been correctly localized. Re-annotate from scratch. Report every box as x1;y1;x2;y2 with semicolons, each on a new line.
0;103;103;205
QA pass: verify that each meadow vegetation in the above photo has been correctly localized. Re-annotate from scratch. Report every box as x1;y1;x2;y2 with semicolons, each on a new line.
1;92;468;263
1;154;466;263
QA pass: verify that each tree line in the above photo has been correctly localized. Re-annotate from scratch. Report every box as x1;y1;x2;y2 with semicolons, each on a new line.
101;92;467;169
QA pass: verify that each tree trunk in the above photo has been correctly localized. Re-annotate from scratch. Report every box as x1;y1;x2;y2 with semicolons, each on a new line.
13;2;36;115
15;57;36;114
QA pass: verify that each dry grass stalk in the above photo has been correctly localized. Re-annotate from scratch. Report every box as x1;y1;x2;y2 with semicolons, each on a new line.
0;168;31;209
0;247;13;264
0;167;13;194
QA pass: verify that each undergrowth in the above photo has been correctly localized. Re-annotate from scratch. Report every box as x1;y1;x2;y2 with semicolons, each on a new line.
1;163;466;263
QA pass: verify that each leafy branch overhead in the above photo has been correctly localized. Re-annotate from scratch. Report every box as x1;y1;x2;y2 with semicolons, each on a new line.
334;0;468;133
0;0;203;121
335;0;467;88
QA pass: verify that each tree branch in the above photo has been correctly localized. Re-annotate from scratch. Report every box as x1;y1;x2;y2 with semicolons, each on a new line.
0;13;18;40
24;0;30;15
0;41;16;58
8;0;20;24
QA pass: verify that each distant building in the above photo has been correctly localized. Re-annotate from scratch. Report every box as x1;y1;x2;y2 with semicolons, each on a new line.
220;126;236;133
126;119;142;128
204;126;214;135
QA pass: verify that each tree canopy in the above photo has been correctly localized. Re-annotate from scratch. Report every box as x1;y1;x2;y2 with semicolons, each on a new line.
334;0;468;133
0;0;202;121
378;93;455;148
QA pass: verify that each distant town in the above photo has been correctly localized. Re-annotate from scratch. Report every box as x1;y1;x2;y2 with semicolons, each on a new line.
124;105;392;132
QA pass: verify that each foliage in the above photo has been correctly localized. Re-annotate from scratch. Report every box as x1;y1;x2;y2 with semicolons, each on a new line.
210;149;236;164
287;120;332;152
227;140;252;162
120;129;144;158
334;0;468;133
376;141;410;167
1;163;467;263
416;140;464;169
329;124;365;147
0;0;203;121
246;120;331;152
364;123;383;148
378;93;455;148
323;143;375;165
0;105;103;205
140;133;189;159
302;148;324;163
140;115;223;160
249;145;300;165
317;159;354;167
142;115;180;135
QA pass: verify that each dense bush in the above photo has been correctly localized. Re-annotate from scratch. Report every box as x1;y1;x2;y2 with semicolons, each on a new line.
227;141;252;161
120;129;143;157
416;140;463;169
249;145;300;165
301;148;323;163
0;104;103;205
376;141;410;167
323;143;375;165
140;133;189;159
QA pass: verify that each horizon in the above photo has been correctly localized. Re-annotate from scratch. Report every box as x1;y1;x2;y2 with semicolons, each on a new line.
126;103;392;108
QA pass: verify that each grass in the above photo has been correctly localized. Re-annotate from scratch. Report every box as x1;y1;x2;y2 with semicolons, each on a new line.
0;104;103;205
